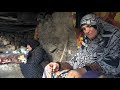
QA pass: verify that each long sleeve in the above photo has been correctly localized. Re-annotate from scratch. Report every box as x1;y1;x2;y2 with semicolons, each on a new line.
86;30;120;76
56;61;73;70
96;37;120;75
65;51;81;69
65;46;95;69
55;50;82;70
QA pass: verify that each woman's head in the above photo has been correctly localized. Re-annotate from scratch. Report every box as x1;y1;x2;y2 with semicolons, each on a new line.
26;39;40;51
80;14;98;40
81;24;98;39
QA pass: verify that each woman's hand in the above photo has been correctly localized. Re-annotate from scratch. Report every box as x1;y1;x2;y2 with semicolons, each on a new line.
45;62;60;73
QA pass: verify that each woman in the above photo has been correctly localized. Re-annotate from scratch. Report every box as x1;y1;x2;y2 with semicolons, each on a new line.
20;39;51;78
43;14;120;78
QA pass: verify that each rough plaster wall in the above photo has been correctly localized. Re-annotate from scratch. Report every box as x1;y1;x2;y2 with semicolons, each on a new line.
39;12;78;62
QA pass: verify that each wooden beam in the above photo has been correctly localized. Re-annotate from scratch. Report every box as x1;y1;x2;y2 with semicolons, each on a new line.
0;16;18;21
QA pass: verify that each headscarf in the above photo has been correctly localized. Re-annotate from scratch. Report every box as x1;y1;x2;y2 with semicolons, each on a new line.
26;39;40;59
26;39;40;50
80;14;97;27
80;13;119;36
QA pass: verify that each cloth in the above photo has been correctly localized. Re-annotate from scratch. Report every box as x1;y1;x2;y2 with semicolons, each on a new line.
82;71;102;78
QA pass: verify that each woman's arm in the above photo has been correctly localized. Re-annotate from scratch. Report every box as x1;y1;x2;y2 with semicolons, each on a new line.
85;37;120;75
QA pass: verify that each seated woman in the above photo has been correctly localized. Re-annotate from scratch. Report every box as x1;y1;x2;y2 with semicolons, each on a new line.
43;14;120;78
20;39;51;78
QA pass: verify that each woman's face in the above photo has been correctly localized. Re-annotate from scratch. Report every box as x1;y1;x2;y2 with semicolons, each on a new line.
27;45;32;51
81;24;98;39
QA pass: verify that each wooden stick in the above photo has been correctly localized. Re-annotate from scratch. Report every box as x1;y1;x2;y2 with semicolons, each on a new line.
59;41;67;62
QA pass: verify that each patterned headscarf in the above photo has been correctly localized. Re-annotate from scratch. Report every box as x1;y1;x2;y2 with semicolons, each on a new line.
80;13;120;38
80;14;97;27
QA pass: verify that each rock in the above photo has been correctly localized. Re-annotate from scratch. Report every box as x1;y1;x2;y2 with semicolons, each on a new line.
0;64;24;78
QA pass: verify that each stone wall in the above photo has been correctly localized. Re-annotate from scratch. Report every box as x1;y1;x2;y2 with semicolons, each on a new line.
0;31;34;51
38;12;78;62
